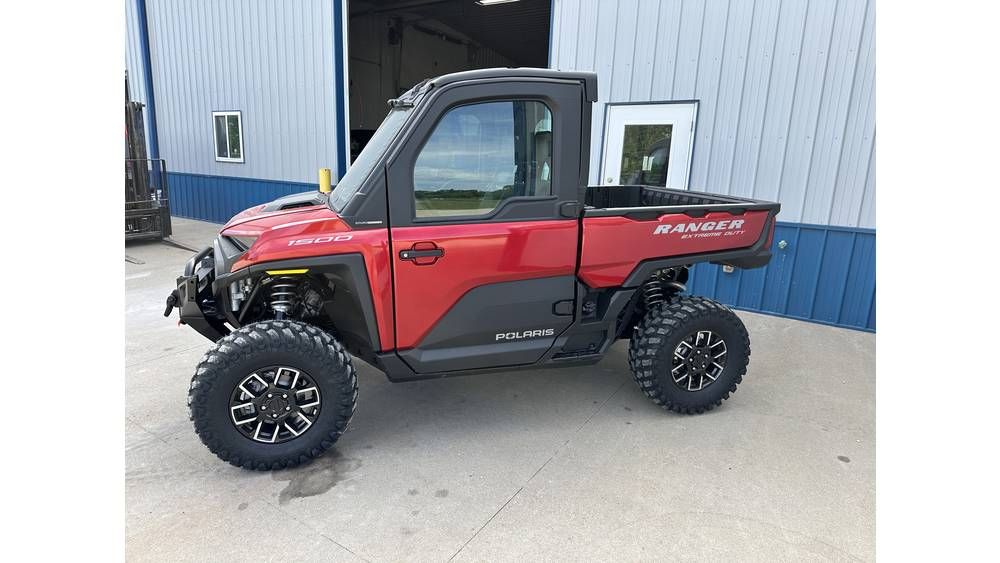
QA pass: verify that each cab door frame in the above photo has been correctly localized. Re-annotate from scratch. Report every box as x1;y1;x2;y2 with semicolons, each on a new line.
383;77;589;375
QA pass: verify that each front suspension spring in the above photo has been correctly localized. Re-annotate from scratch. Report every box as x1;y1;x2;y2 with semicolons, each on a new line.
268;276;299;318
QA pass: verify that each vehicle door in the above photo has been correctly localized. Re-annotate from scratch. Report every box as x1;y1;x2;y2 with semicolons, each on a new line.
386;79;585;374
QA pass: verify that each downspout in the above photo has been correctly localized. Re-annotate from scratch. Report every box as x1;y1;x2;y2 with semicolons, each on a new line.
547;0;554;68
333;0;349;179
136;0;160;161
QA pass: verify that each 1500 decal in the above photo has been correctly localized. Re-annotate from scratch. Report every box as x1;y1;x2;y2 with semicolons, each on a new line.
287;234;354;246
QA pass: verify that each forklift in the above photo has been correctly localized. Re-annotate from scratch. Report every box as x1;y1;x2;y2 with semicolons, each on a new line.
125;70;171;241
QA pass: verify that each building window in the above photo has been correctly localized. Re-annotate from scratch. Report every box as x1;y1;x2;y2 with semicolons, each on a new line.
413;100;552;218
213;111;244;162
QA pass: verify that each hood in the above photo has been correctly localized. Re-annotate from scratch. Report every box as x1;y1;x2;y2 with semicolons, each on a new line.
223;191;329;231
222;203;353;272
221;199;345;243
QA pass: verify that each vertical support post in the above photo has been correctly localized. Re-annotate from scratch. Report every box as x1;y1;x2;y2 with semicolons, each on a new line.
333;0;348;180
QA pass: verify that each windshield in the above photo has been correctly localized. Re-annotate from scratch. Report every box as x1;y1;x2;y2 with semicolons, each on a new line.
329;108;411;212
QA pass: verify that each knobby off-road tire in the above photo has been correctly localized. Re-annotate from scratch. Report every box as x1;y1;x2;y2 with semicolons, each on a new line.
628;296;750;414
188;320;358;470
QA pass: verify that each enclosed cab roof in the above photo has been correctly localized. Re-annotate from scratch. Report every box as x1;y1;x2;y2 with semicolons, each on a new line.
395;68;599;105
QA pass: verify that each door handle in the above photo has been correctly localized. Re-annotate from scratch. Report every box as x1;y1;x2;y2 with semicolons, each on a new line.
399;248;444;260
399;242;444;265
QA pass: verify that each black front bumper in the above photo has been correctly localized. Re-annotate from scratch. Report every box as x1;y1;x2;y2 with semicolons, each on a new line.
167;246;230;342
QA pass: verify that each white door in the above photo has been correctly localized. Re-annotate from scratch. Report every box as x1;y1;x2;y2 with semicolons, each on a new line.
600;102;698;189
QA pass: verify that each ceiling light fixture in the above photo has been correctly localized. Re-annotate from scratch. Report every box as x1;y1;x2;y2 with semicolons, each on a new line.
476;0;521;6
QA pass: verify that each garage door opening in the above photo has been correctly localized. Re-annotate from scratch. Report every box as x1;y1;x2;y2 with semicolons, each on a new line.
347;0;551;160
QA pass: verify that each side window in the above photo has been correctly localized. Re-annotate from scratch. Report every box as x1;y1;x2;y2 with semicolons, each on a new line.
213;111;244;163
413;100;552;218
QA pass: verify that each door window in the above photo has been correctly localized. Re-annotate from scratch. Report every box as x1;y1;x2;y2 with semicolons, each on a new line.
413;100;552;218
619;124;672;185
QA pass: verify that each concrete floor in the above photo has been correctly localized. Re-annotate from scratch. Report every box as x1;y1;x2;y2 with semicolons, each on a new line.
126;218;875;562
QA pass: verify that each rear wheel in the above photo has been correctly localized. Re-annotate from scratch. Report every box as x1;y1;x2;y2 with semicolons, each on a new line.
628;296;750;414
188;320;357;470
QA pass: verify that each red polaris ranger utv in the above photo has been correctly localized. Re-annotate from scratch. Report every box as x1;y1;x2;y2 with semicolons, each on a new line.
165;69;780;470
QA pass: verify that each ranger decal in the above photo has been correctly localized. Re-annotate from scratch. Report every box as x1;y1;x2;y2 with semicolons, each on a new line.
653;219;746;239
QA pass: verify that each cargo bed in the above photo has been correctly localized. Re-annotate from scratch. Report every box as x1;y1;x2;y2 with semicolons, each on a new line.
584;185;779;218
578;185;781;288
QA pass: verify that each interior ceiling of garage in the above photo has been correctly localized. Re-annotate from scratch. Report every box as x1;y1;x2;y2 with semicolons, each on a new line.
349;0;551;67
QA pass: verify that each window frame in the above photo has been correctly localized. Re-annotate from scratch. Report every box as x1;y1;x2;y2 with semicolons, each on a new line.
598;100;698;189
410;98;555;222
382;79;587;229
212;110;245;163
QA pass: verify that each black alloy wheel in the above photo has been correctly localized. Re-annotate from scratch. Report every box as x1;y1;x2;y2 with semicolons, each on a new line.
229;366;322;444
669;330;728;392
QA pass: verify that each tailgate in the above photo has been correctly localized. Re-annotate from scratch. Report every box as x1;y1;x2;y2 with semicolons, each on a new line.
579;205;778;288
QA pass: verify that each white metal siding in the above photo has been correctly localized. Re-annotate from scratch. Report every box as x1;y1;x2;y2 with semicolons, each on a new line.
551;0;875;229
144;0;340;183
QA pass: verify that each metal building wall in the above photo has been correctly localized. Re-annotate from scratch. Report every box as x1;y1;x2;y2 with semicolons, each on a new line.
551;0;875;330
139;0;346;221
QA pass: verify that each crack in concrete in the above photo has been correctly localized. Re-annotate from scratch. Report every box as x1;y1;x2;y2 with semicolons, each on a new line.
261;496;373;563
126;415;209;470
447;380;628;561
127;416;371;561
124;343;206;369
614;510;866;562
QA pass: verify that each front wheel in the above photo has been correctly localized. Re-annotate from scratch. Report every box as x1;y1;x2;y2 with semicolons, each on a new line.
188;320;358;470
628;296;750;414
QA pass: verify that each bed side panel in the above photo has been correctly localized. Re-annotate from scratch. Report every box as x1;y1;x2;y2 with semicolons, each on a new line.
578;210;771;288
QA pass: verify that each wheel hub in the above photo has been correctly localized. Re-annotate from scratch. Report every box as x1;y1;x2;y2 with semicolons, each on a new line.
670;330;727;392
259;393;293;418
230;366;322;444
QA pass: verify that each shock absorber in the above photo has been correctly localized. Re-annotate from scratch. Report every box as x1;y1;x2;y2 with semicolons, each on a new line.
642;275;665;309
268;276;299;319
642;268;688;309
